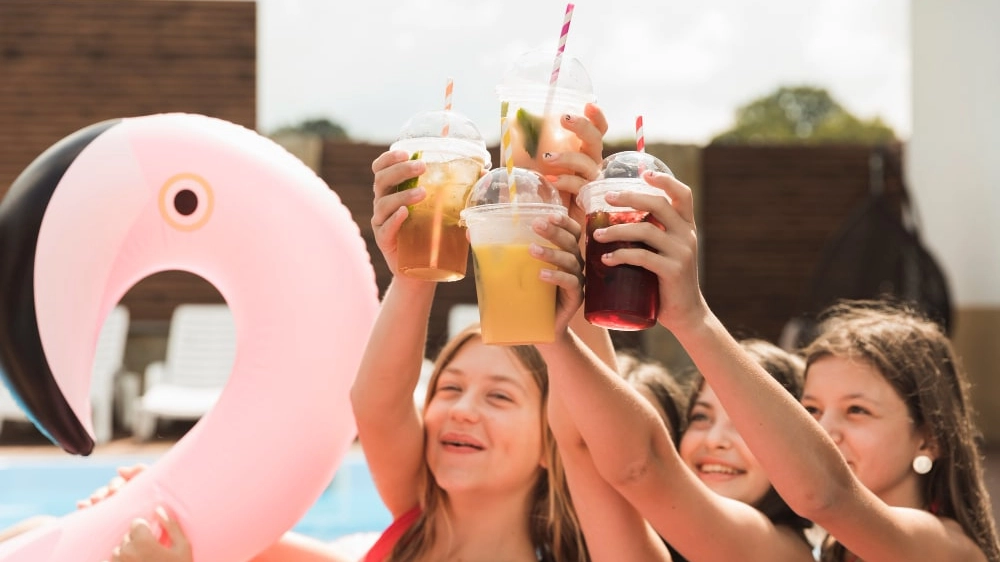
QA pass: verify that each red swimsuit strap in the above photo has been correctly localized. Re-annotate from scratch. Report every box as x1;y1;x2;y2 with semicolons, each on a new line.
363;507;422;562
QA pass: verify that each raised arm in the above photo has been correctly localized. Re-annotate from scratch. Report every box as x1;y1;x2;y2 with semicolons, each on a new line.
609;172;984;562
548;390;670;562
536;172;812;561
350;150;435;518
529;212;669;562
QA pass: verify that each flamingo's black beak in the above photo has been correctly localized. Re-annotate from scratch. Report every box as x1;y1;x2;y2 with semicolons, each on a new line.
0;119;121;456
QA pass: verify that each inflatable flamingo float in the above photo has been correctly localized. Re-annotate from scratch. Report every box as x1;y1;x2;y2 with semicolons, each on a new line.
0;114;378;561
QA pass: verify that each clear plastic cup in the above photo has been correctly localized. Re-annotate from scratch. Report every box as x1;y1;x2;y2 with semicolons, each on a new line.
577;151;673;331
390;110;491;282
461;167;565;345
496;49;596;177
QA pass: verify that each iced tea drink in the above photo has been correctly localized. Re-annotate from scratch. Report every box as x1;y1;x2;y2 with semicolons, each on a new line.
578;151;674;331
396;157;483;281
390;110;490;282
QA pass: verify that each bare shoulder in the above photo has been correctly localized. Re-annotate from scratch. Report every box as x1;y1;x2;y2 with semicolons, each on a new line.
939;516;989;562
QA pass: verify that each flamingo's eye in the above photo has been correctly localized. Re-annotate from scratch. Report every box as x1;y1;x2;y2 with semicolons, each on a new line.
159;174;214;231
174;189;198;216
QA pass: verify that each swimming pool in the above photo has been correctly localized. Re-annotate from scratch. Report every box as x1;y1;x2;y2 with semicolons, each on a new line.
0;451;392;540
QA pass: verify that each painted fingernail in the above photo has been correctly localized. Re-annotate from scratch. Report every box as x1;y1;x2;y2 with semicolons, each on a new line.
563;114;574;123
543;152;559;160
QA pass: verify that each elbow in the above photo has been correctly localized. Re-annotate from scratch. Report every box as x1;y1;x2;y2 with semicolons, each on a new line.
783;473;853;522
596;447;657;490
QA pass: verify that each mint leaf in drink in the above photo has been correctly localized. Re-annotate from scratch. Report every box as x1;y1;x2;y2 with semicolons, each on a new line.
394;151;422;192
515;108;544;158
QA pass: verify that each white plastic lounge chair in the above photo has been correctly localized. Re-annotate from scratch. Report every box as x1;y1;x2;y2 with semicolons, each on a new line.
133;304;236;441
447;303;480;341
0;305;130;444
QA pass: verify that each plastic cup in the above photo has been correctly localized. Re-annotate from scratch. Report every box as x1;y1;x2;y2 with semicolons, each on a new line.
460;167;565;345
496;49;596;177
389;110;491;282
577;151;673;331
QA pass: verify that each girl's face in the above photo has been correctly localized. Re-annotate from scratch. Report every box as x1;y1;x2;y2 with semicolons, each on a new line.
679;384;772;505
423;340;546;497
802;356;930;508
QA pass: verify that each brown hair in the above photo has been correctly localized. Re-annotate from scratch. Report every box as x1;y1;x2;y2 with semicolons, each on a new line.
618;351;687;444
388;324;588;562
684;339;813;538
805;301;1000;562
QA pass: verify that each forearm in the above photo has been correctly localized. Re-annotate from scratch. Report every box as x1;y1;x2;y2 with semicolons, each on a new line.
568;307;617;371
351;277;436;419
674;311;853;514
538;330;672;487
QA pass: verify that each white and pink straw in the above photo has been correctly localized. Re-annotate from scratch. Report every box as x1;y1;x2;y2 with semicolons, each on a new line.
543;3;575;116
442;77;454;136
636;115;645;153
550;3;575;87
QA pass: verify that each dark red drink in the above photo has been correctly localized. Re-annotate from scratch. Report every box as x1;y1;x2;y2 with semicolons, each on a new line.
584;210;659;330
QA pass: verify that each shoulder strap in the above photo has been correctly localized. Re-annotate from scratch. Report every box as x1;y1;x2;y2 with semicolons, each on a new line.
363;507;422;562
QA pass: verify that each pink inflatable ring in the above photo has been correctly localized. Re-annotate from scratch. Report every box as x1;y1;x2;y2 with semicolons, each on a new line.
0;113;378;561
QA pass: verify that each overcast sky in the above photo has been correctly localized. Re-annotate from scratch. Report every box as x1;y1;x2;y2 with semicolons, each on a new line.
256;0;910;146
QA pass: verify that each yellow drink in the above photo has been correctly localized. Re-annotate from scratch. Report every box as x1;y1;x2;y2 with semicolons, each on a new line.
472;243;556;345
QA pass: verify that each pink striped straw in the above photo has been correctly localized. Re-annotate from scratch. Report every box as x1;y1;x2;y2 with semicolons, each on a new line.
442;77;454;136
543;3;575;116
550;4;575;86
635;115;645;152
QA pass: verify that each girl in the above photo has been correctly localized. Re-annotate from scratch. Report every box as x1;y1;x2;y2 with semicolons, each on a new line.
533;171;815;560
579;168;1000;561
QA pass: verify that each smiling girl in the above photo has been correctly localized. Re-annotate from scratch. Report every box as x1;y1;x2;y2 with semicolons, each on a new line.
570;165;999;561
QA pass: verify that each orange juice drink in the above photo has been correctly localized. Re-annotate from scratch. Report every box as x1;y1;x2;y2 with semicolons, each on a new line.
461;183;567;346
471;243;556;345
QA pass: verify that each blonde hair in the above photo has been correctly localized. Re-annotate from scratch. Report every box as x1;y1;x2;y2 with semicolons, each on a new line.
387;324;588;562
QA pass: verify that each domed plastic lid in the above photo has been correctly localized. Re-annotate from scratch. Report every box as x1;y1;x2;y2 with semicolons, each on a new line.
496;49;596;109
389;110;491;166
595;151;672;180
464;167;562;208
578;151;674;213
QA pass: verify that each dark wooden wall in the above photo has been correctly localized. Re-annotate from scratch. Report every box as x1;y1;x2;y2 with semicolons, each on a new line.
700;144;904;342
0;1;906;351
0;0;256;324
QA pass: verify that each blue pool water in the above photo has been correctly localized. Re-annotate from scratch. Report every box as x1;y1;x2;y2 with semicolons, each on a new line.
0;451;392;540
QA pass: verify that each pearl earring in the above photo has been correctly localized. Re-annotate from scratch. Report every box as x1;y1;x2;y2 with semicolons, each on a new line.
912;455;933;475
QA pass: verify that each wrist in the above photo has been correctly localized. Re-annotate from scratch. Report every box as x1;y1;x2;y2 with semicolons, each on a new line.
388;275;437;299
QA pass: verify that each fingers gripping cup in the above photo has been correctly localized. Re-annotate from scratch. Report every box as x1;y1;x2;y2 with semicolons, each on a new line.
578;151;673;331
496;49;596;177
390;110;491;282
461;168;566;345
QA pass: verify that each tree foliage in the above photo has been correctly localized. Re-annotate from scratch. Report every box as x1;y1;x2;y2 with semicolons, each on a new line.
272;118;349;139
711;86;896;145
